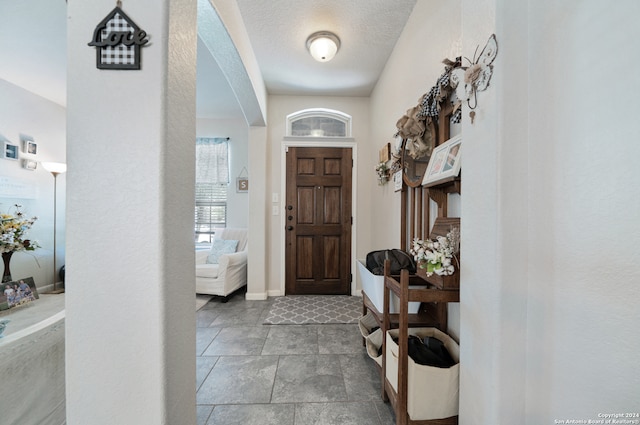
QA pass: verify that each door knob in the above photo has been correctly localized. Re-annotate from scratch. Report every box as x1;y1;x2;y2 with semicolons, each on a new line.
287;205;293;210
287;226;293;231
287;216;293;221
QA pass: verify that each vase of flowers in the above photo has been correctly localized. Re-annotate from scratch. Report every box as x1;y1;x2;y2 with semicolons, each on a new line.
410;227;460;283
1;204;39;282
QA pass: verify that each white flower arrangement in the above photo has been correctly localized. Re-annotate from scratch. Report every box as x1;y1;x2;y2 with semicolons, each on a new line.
410;227;460;277
375;161;389;184
1;204;40;254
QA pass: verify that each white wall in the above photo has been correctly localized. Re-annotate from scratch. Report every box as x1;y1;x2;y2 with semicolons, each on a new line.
369;1;640;422
265;95;370;296
459;0;640;423
0;79;66;290
65;0;197;423
524;0;640;422
197;117;249;228
369;0;462;341
369;0;462;250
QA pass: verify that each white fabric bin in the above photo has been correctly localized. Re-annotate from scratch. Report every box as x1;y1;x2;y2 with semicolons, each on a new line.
358;311;379;338
385;327;459;420
365;328;383;366
357;259;424;314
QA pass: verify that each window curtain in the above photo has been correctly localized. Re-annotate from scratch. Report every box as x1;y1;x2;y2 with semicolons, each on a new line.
196;137;229;184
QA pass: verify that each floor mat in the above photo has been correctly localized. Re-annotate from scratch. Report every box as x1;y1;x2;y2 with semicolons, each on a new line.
263;295;362;325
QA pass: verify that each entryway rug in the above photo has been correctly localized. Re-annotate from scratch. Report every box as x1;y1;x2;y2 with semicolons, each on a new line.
196;294;213;311
263;295;362;325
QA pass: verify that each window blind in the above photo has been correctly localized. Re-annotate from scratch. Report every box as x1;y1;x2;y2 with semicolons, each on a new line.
195;138;229;240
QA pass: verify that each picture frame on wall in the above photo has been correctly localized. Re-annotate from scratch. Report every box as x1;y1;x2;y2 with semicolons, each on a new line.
22;159;38;171
3;142;19;160
393;170;403;192
22;138;37;155
422;135;462;187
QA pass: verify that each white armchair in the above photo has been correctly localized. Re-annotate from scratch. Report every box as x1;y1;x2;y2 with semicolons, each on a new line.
195;228;248;301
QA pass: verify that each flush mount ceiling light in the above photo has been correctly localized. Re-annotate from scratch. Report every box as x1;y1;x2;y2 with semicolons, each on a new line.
306;31;341;62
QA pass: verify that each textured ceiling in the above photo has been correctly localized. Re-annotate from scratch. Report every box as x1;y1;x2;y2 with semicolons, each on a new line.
235;0;417;96
0;0;417;119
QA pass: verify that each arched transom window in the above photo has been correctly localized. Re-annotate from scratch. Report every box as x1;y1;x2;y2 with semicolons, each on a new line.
286;108;352;137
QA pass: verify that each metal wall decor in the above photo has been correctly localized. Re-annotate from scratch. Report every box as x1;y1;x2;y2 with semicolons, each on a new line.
88;2;149;70
450;34;498;122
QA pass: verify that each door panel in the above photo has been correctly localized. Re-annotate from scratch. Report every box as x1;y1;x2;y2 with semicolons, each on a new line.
323;187;341;224
285;147;352;295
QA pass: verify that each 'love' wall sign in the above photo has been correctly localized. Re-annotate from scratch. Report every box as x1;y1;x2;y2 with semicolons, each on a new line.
88;6;149;70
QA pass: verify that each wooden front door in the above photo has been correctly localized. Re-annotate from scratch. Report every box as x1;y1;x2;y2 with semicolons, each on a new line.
285;147;352;295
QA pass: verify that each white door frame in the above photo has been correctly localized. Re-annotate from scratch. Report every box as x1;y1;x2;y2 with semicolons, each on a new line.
278;137;358;296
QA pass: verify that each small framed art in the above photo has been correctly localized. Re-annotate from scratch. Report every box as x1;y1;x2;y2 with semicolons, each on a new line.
22;159;38;171
422;135;462;187
393;170;403;192
236;177;249;193
22;138;37;155
4;142;19;160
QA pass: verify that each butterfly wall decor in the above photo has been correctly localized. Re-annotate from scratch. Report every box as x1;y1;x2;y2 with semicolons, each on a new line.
450;34;498;123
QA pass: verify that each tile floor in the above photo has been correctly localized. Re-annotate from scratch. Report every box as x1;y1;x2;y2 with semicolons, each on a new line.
196;293;396;425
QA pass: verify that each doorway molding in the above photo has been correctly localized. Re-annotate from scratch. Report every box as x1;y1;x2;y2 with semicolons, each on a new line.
277;137;358;296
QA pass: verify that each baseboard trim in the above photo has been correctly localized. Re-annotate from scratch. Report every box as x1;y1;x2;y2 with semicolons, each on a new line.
245;291;268;301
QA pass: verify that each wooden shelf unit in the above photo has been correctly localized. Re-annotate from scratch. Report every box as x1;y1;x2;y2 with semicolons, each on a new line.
371;93;461;425
381;265;460;425
361;284;446;333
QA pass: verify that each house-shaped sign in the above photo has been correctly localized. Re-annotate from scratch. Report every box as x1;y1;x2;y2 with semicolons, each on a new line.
88;7;149;70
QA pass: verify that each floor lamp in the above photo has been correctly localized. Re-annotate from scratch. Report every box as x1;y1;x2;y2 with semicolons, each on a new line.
41;162;67;294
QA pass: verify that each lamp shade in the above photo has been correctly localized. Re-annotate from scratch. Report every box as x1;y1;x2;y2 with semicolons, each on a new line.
41;162;67;175
306;31;340;62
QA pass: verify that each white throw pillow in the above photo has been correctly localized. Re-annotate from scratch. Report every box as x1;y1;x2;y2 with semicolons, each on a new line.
206;239;239;264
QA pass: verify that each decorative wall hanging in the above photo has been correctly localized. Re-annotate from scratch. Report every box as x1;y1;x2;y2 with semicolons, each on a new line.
415;58;462;135
393;170;403;192
379;143;391;163
22;160;37;171
21;137;37;155
88;1;150;70
236;166;249;193
375;161;389;185
236;178;248;192
450;34;498;123
389;151;402;174
395;59;461;187
3;142;18;160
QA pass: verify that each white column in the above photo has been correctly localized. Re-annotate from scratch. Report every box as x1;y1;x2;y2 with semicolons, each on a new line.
65;1;197;424
246;126;268;300
459;0;529;423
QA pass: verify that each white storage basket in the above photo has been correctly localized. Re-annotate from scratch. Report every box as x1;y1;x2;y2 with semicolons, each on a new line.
385;327;459;420
358;311;379;338
365;328;383;366
357;260;425;314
